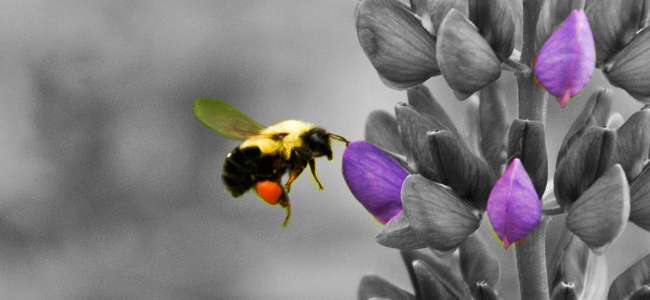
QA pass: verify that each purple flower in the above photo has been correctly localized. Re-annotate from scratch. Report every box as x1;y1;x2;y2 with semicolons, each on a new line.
342;141;408;224
486;158;542;249
534;10;595;108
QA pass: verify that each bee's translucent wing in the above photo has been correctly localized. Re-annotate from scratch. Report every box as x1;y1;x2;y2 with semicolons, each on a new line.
193;98;265;140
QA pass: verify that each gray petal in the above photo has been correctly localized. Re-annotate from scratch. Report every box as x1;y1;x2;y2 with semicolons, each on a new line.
547;232;590;296
566;164;630;253
555;126;617;208
607;254;650;300
428;130;496;210
401;175;481;251
479;80;509;174
616;109;650;180
395;102;447;181
605;27;650;103
358;275;415;300
630;165;650;232
586;0;649;65
467;0;516;60
356;0;439;89
459;234;500;293
365;110;407;155
557;88;613;165
376;212;428;249
507;119;548;197
407;84;460;137
436;9;501;96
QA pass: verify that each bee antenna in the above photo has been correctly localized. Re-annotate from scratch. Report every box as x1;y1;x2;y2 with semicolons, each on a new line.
328;133;350;145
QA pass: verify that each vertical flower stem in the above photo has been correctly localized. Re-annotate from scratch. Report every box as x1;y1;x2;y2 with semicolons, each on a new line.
516;1;550;300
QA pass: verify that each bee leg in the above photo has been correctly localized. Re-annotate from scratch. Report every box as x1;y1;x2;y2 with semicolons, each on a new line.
284;162;307;193
280;197;291;227
308;159;324;190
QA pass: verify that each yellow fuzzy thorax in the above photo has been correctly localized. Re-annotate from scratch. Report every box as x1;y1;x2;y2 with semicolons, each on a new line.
239;120;315;159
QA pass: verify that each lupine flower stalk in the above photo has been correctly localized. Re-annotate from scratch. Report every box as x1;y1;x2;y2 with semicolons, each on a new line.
345;0;650;299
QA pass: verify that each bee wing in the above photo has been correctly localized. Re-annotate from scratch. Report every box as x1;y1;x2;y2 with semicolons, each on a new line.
193;98;265;140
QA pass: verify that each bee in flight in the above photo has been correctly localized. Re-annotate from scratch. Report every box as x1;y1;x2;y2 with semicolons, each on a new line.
193;99;349;227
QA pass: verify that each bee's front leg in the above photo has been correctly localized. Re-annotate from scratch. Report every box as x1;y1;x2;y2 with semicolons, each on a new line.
308;159;324;190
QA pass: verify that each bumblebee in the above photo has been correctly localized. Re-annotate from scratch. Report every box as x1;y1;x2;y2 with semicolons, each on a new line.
193;98;349;226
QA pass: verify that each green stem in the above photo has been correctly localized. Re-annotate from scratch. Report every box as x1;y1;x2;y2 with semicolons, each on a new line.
515;1;550;300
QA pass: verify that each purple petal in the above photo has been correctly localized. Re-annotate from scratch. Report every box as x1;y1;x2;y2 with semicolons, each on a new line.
486;158;542;249
343;141;408;224
534;10;595;108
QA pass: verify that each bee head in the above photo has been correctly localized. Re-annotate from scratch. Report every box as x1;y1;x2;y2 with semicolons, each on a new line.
304;128;333;160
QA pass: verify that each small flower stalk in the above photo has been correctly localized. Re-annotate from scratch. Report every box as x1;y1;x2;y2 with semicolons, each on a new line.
345;0;650;299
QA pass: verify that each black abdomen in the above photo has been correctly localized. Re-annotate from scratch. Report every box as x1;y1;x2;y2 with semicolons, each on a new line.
222;146;289;197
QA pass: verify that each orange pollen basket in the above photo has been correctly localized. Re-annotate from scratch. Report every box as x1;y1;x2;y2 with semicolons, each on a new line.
255;180;284;205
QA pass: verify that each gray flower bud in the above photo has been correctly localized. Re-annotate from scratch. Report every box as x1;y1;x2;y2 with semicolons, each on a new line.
555;126;617;209
479;81;509;174
356;0;439;89
604;27;650;103
557;88;613;165
358;275;415;300
608;254;650;300
401;175;481;251
586;0;649;65
467;0;516;60
616;109;650;180
428;130;497;210
507;119;548;197
566;164;630;253
410;0;468;34
436;9;501;99
459;234;500;295
629;165;650;232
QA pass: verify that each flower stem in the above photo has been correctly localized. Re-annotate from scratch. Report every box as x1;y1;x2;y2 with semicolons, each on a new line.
515;1;550;300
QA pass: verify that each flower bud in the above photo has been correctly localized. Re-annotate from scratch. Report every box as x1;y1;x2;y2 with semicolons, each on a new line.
459;234;500;295
467;0;516;60
365;110;406;155
507;119;548;196
534;10;595;107
630;165;650;232
356;0;439;89
428;130;496;210
436;9;501;99
479;81;509;174
557;88;612;163
566;164;630;253
401;174;481;251
608;254;650;300
616;109;650;180
555;126;617;208
395;103;448;181
487;158;542;249
604;27;650;103
586;0;649;65
342;141;408;224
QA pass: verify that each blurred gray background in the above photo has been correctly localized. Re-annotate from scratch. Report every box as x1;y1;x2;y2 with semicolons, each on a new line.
1;1;649;299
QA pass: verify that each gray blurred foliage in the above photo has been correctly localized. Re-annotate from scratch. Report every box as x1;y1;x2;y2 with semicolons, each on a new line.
1;1;650;299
